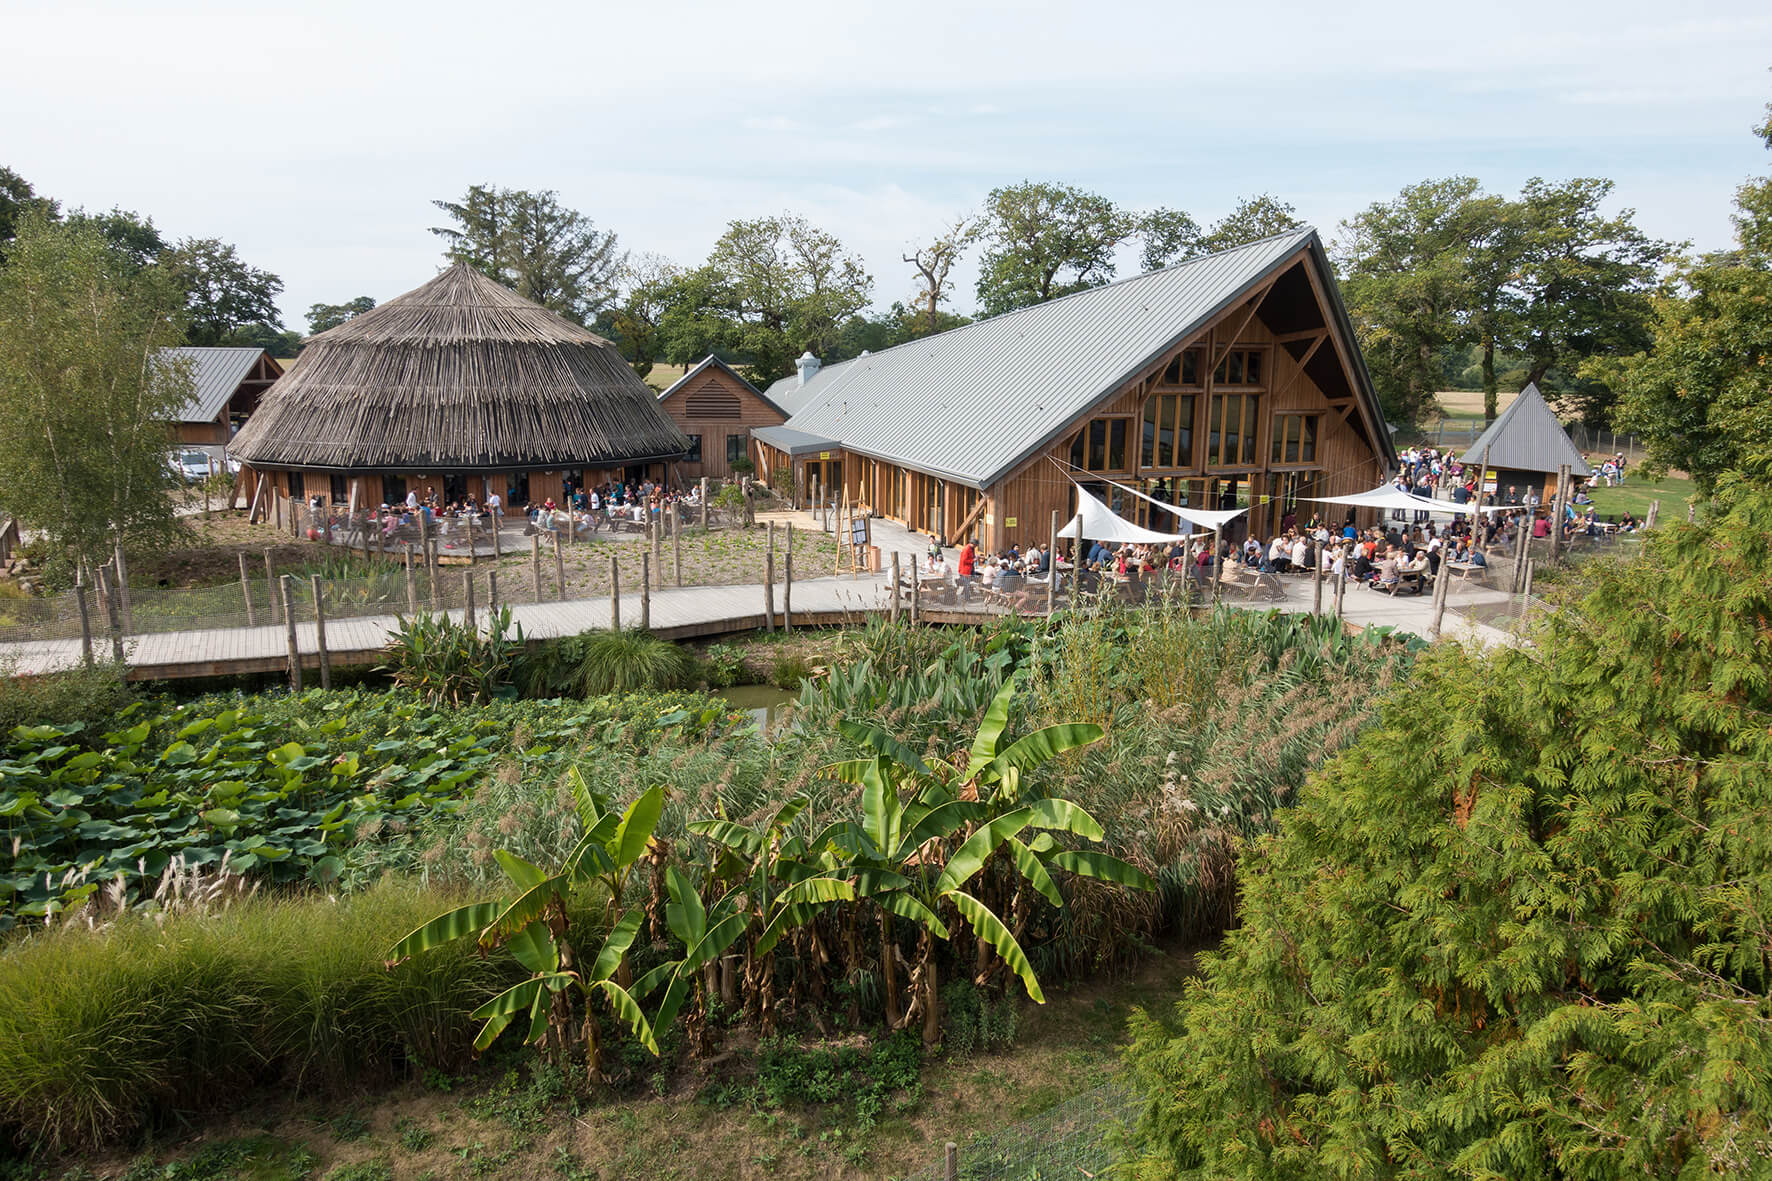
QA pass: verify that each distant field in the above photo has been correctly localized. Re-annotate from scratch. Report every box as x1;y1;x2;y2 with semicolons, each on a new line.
642;363;688;392
1434;389;1517;422
1587;472;1694;519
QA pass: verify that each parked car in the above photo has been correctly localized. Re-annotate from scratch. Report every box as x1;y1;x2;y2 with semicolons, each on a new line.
170;450;215;482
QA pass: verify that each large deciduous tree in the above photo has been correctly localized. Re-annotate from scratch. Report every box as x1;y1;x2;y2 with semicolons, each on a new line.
601;253;681;378
903;214;978;337
0;213;192;570
161;237;284;347
0;166;58;265
305;295;376;335
1126;481;1772;1179
974;181;1136;315
1338;178;1485;426
1605;102;1772;498
1197;193;1301;254
1137;206;1203;272
695;214;872;382
430;185;624;325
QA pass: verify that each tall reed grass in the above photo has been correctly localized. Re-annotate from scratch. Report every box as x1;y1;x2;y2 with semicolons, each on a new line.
0;879;510;1153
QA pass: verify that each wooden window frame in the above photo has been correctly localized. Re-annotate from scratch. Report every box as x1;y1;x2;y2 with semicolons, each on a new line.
1205;394;1261;469
1270;414;1321;467
684;434;703;463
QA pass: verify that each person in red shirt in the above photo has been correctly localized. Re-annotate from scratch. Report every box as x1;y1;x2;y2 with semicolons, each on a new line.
958;540;977;580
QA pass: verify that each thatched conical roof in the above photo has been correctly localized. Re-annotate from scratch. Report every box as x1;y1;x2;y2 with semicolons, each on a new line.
231;264;689;471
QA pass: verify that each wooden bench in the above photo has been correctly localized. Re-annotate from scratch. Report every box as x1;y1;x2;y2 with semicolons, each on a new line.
1444;560;1487;586
1219;569;1283;602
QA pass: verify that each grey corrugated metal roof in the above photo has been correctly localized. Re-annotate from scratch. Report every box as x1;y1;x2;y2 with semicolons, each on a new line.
658;354;789;417
752;424;843;456
1461;383;1592;477
160;347;270;424
761;228;1391;489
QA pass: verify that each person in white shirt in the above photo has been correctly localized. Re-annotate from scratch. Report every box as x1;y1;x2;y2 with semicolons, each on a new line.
486;491;502;524
1290;537;1308;571
405;490;419;510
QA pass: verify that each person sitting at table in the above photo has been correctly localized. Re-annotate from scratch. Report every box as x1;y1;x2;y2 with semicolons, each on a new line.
1290;534;1309;575
1268;534;1291;573
1371;546;1401;592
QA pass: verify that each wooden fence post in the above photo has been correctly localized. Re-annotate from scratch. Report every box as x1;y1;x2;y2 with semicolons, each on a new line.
492;514;502;559
764;541;776;634
911;559;921;625
641;554;651;631
1430;551;1450;641
428;540;440;607
945;1141;958;1181
890;552;901;623
404;543;418;615
673;508;683;587
1211;529;1223;605
1646;498;1660;530
531;535;543;602
1048;509;1059;614
700;477;709;534
1312;549;1324;617
310;575;332;690
609;556;621;631
464;571;477;632
784;552;793;633
488;570;499;610
75;579;93;666
279;574;301;691
1334;564;1346;621
553;534;567;601
263;550;278;624
238;552;256;627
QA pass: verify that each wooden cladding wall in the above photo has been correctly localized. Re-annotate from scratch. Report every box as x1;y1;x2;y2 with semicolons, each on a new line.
661;366;786;483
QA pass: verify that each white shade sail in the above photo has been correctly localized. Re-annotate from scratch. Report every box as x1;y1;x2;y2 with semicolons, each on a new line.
1058;484;1195;543
1305;483;1512;516
1096;475;1250;531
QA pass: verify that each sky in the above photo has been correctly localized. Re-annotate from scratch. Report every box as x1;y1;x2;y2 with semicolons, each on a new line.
8;0;1771;331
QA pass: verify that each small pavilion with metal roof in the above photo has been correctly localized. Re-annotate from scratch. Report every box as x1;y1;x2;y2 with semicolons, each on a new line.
1460;382;1591;504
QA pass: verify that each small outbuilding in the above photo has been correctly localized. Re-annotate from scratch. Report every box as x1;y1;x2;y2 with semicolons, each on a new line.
230;264;689;510
655;355;787;484
1460;382;1591;504
164;346;283;459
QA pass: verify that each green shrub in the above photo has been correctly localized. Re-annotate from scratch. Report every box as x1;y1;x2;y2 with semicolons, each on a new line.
0;880;510;1153
0;660;137;737
698;642;746;689
380;607;522;706
526;631;694;697
768;650;811;690
1125;492;1772;1177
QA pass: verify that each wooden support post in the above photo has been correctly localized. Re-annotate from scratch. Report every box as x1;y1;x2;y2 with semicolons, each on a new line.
1430;552;1450;641
466;515;476;560
609;556;621;631
75;579;93;666
784;552;793;633
1512;512;1529;594
1312;549;1324;617
911;558;921;625
428;540;441;607
1334;564;1346;621
699;477;709;533
238;552;256;626
1646;498;1660;530
553;533;567;601
673;507;683;587
531;535;543;602
492;513;502;559
404;544;418;615
641;554;651;631
945;1141;958;1181
310;575;331;690
279;575;301;691
764;542;776;633
418;509;430;561
488;570;498;610
1048;509;1059;614
263;550;278;624
1211;528;1223;605
1550;464;1568;565
890;552;902;622
464;571;476;632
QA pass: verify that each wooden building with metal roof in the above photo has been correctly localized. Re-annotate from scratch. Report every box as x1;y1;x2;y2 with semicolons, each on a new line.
655;355;788;484
754;228;1397;549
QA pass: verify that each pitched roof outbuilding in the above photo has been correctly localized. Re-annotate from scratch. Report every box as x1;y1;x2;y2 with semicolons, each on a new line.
231;264;689;472
1460;382;1592;478
162;346;277;425
763;228;1393;488
658;354;786;416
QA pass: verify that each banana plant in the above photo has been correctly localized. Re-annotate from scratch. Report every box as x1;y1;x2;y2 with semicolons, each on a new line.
644;865;749;1056
386;850;656;1082
386;779;669;1080
818;678;1155;1044
688;793;856;1034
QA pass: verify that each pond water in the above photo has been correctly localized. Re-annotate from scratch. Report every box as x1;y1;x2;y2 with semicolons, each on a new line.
712;684;797;733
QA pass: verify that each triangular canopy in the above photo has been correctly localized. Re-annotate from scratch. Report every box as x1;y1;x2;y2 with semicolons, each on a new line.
1059;485;1197;543
232;264;690;472
1307;484;1446;513
1093;475;1250;531
1460;383;1591;477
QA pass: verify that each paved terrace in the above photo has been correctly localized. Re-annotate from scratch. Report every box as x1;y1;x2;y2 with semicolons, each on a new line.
0;510;1520;681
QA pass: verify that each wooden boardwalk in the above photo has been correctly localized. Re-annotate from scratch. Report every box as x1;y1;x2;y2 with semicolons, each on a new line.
2;574;895;681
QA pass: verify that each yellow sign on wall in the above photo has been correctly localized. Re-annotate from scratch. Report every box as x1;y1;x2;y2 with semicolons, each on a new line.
819;451;831;460
1005;517;1018;528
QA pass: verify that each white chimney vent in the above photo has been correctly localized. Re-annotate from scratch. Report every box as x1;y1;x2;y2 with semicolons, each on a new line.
796;350;821;387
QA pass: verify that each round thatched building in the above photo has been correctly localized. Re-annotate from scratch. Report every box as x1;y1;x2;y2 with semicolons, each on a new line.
232;264;689;510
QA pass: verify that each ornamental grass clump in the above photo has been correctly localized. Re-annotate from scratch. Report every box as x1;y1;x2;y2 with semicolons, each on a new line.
0;879;508;1153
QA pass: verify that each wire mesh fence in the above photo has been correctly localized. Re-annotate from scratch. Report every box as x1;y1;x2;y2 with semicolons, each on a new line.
898;1081;1142;1181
